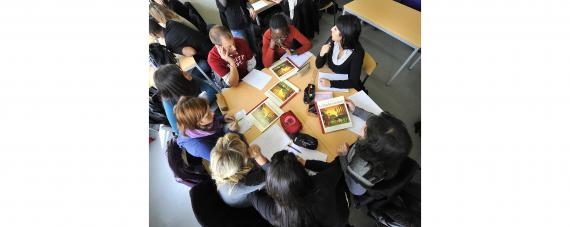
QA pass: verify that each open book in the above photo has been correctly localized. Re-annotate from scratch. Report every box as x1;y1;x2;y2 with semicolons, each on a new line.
269;58;299;81
246;98;285;132
316;96;353;133
264;80;300;107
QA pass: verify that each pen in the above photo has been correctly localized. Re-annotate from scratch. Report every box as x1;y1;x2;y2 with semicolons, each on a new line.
287;144;302;154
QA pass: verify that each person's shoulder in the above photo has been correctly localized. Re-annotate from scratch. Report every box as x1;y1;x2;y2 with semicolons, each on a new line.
263;28;271;38
234;37;247;46
208;46;220;58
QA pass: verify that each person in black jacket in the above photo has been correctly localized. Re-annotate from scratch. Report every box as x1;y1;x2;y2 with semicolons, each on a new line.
149;18;214;81
216;0;259;55
271;0;319;39
152;0;208;35
338;98;413;197
247;150;350;227
316;14;365;91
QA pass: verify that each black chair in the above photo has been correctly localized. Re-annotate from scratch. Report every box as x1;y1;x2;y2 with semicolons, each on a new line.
351;157;420;210
189;179;272;227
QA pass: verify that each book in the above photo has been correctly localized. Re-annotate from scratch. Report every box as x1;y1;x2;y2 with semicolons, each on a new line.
251;124;328;162
247;98;285;132
347;91;383;136
269;58;299;81
316;96;353;133
264;80;300;107
242;69;272;90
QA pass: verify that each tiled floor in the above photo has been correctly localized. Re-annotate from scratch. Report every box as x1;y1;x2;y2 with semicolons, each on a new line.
150;7;420;227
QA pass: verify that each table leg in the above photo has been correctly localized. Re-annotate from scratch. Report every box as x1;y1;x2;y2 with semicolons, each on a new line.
409;54;421;70
386;47;419;86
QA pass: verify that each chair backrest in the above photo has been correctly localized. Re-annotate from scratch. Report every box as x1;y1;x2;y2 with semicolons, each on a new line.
189;179;272;227
362;52;377;76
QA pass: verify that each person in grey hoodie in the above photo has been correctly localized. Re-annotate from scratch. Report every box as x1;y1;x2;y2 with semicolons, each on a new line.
209;132;269;207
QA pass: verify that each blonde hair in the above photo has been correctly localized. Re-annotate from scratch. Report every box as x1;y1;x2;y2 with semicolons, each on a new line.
149;2;198;31
210;133;253;191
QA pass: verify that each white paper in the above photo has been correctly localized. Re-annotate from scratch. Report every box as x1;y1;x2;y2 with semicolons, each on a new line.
242;69;272;90
251;0;268;11
235;109;254;134
286;143;327;162
318;72;349;92
251;124;291;160
348;90;383;115
288;52;313;68
314;91;333;102
347;91;384;135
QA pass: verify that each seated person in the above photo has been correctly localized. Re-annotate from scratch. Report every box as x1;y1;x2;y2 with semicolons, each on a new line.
153;64;218;135
338;98;412;196
149;18;213;81
210;133;268;208
316;15;365;91
174;97;238;161
207;25;256;87
247;150;349;227
261;13;311;68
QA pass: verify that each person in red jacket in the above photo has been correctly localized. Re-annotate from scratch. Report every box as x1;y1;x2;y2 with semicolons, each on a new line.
208;25;256;87
261;13;312;68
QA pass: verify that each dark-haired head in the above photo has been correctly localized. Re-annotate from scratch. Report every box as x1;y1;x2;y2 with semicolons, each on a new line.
269;14;289;41
149;18;164;37
153;64;201;102
331;14;361;50
266;150;316;227
355;112;412;180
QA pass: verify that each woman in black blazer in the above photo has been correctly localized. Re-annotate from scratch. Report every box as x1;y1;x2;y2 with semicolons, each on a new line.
247;150;349;227
316;14;365;91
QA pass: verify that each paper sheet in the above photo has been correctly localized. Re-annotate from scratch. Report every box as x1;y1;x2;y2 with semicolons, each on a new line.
286;143;328;162
242;69;272;90
318;72;349;92
348;90;383;115
314;91;333;102
347;91;384;135
251;0;269;11
235;109;253;134
288;52;313;67
251;124;291;160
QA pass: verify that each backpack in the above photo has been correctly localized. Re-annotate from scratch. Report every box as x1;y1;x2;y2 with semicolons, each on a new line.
149;87;170;126
149;43;177;68
166;138;210;188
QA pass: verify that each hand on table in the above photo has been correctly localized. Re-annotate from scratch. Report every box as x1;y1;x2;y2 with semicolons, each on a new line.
319;78;331;87
337;143;350;156
344;98;356;113
248;144;268;166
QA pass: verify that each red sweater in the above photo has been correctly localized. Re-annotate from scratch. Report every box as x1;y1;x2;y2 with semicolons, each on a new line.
207;38;254;79
262;25;312;68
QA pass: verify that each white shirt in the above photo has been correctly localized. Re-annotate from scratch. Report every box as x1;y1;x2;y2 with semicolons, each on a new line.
288;0;297;20
331;41;354;65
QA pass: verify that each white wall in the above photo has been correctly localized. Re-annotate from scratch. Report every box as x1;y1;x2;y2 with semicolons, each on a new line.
180;0;222;25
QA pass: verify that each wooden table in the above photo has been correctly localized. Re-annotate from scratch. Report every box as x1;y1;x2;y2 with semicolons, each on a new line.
343;0;421;86
221;56;359;162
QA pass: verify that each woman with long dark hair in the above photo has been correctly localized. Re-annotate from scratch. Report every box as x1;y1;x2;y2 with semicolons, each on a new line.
337;99;413;196
153;64;217;135
247;150;349;227
316;14;365;91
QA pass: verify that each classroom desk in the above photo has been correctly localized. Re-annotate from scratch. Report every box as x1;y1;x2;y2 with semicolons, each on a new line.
221;56;361;162
343;0;421;86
